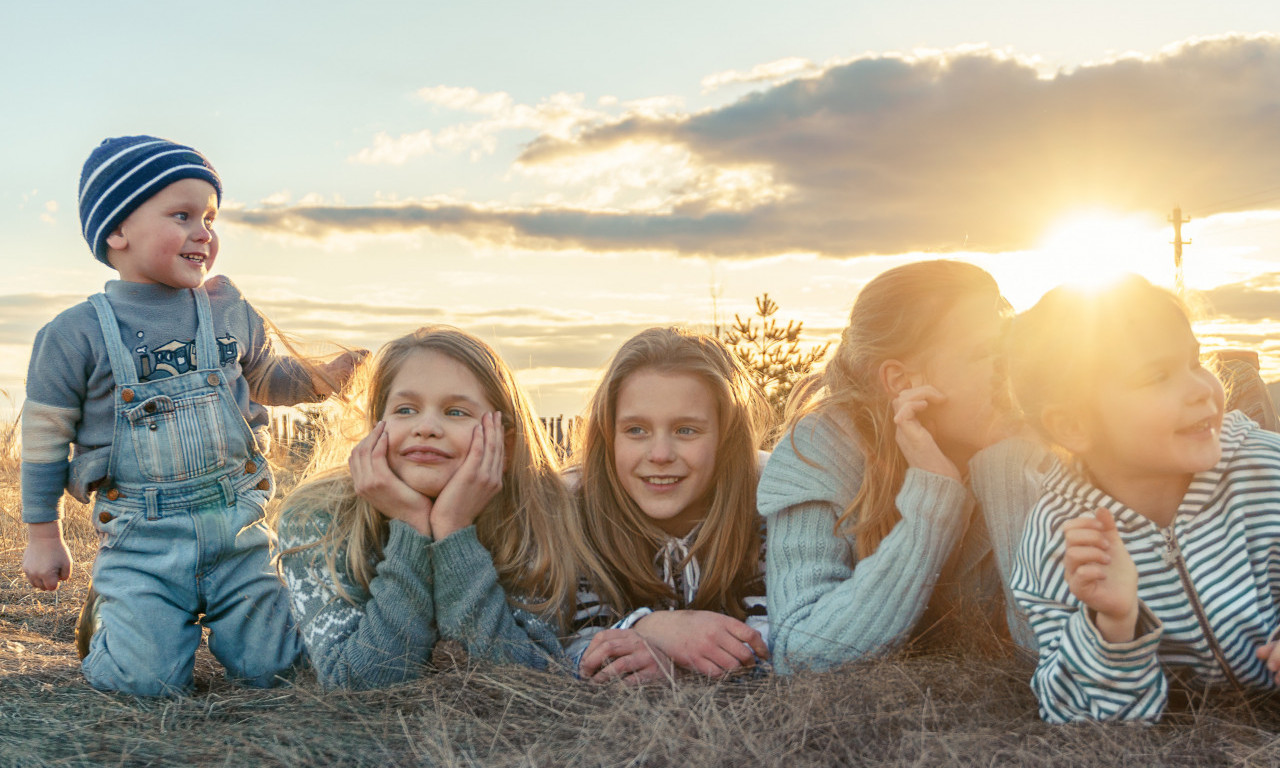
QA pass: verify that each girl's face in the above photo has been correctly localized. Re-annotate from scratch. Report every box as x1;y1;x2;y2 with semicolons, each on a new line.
613;369;720;538
906;292;1009;462
381;349;498;498
1082;313;1224;498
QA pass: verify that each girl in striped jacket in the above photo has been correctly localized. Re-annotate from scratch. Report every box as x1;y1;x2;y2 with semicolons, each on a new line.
1008;275;1280;723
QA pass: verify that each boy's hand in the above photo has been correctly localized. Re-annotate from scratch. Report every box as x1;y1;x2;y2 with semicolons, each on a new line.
633;609;768;677
428;412;504;540
580;628;674;684
350;421;432;536
1255;640;1280;685
1062;508;1139;643
23;521;73;591
314;348;369;397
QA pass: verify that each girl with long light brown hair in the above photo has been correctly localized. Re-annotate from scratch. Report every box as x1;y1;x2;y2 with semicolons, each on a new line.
567;328;773;683
276;326;595;689
759;259;1048;673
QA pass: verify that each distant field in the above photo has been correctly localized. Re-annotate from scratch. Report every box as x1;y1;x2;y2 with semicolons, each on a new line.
2;447;1280;767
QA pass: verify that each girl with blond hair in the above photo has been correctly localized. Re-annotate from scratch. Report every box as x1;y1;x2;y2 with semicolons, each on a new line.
568;328;772;682
760;260;1049;673
276;326;594;689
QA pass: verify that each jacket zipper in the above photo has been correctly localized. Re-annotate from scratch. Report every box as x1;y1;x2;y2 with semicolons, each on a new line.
1159;526;1244;692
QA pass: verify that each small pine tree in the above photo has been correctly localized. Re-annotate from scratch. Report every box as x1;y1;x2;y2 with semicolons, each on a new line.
717;293;830;427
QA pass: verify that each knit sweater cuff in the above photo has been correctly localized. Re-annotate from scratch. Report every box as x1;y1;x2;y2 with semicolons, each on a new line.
430;525;492;591
897;467;971;531
384;519;434;578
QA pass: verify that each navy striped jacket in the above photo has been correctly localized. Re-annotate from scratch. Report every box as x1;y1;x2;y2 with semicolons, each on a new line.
1011;411;1280;723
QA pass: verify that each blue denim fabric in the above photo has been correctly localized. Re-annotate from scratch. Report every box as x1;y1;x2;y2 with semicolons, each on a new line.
81;287;303;695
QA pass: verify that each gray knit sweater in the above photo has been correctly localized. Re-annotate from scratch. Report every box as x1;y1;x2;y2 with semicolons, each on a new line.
758;409;1047;673
277;509;564;690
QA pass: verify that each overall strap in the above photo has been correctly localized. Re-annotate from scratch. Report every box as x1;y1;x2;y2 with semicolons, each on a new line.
191;286;219;372
88;293;140;386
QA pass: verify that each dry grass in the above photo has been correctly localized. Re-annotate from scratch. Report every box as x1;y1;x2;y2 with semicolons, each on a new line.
3;450;1280;767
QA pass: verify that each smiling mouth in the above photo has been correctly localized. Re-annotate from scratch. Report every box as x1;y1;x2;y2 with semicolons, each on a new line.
401;445;453;463
1176;417;1217;436
181;253;207;265
643;476;683;487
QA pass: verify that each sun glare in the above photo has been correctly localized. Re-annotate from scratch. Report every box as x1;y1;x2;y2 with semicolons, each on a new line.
982;209;1175;310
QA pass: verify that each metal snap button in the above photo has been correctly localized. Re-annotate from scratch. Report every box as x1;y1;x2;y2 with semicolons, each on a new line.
207;374;220;386
245;460;257;474
105;489;120;501
99;511;113;524
144;402;157;413
121;389;135;403
257;478;270;491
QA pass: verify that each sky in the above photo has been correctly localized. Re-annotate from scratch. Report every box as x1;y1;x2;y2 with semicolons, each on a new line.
3;1;1279;419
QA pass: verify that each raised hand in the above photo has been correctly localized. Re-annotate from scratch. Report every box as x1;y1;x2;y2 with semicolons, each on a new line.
579;628;675;684
427;411;505;540
891;384;962;481
314;348;370;397
350;421;432;535
633;609;769;677
1061;507;1139;643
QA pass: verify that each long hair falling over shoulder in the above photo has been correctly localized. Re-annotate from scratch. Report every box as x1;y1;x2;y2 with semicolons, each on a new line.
276;326;592;628
784;260;1008;560
573;327;772;620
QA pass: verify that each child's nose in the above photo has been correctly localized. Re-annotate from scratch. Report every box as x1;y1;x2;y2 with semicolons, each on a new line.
648;435;675;463
412;414;444;437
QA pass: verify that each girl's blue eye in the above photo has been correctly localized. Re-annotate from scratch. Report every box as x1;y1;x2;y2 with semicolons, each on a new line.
676;426;698;436
622;425;645;436
393;405;416;416
174;212;188;221
445;407;468;417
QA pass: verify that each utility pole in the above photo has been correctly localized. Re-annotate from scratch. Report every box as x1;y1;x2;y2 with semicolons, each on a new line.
1169;205;1190;296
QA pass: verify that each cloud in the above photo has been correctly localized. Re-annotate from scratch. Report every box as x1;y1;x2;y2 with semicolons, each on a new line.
1200;272;1280;322
236;35;1280;259
700;57;822;93
349;88;603;165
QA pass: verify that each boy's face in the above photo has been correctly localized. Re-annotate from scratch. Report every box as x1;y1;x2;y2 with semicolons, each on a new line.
105;178;218;289
1084;313;1225;495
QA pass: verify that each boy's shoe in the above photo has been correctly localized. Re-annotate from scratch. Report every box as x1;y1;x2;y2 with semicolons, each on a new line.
75;585;99;661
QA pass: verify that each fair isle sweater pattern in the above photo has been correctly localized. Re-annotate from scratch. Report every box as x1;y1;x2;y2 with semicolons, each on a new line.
277;509;564;690
1011;410;1280;723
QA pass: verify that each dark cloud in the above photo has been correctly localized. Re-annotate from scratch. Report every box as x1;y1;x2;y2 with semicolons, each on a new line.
225;35;1280;258
1199;272;1280;322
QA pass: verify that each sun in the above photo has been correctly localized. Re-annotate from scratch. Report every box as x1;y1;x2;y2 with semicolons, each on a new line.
981;209;1176;310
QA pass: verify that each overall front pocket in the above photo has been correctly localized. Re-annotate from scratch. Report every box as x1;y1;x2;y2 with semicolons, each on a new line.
126;392;228;482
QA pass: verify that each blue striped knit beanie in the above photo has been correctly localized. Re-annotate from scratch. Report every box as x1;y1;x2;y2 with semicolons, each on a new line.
78;136;223;265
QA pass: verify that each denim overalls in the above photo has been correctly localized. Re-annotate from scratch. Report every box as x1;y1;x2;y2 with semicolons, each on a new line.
82;287;303;695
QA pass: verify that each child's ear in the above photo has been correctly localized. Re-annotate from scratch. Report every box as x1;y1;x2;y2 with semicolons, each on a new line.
105;227;127;252
1041;404;1093;454
878;359;922;398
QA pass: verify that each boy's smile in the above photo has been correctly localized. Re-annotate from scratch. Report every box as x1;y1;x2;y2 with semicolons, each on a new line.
105;178;219;289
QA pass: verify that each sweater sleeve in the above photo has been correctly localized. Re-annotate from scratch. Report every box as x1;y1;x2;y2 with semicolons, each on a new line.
1010;504;1168;722
21;320;92;523
211;278;320;407
277;511;438;690
967;436;1055;650
431;526;565;670
758;411;971;673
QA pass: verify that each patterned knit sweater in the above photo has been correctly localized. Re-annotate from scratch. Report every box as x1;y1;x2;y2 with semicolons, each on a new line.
1011;410;1280;723
277;509;564;690
758;409;1048;674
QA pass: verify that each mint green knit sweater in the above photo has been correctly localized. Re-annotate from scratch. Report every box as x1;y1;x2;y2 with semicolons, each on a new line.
758;410;1047;673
